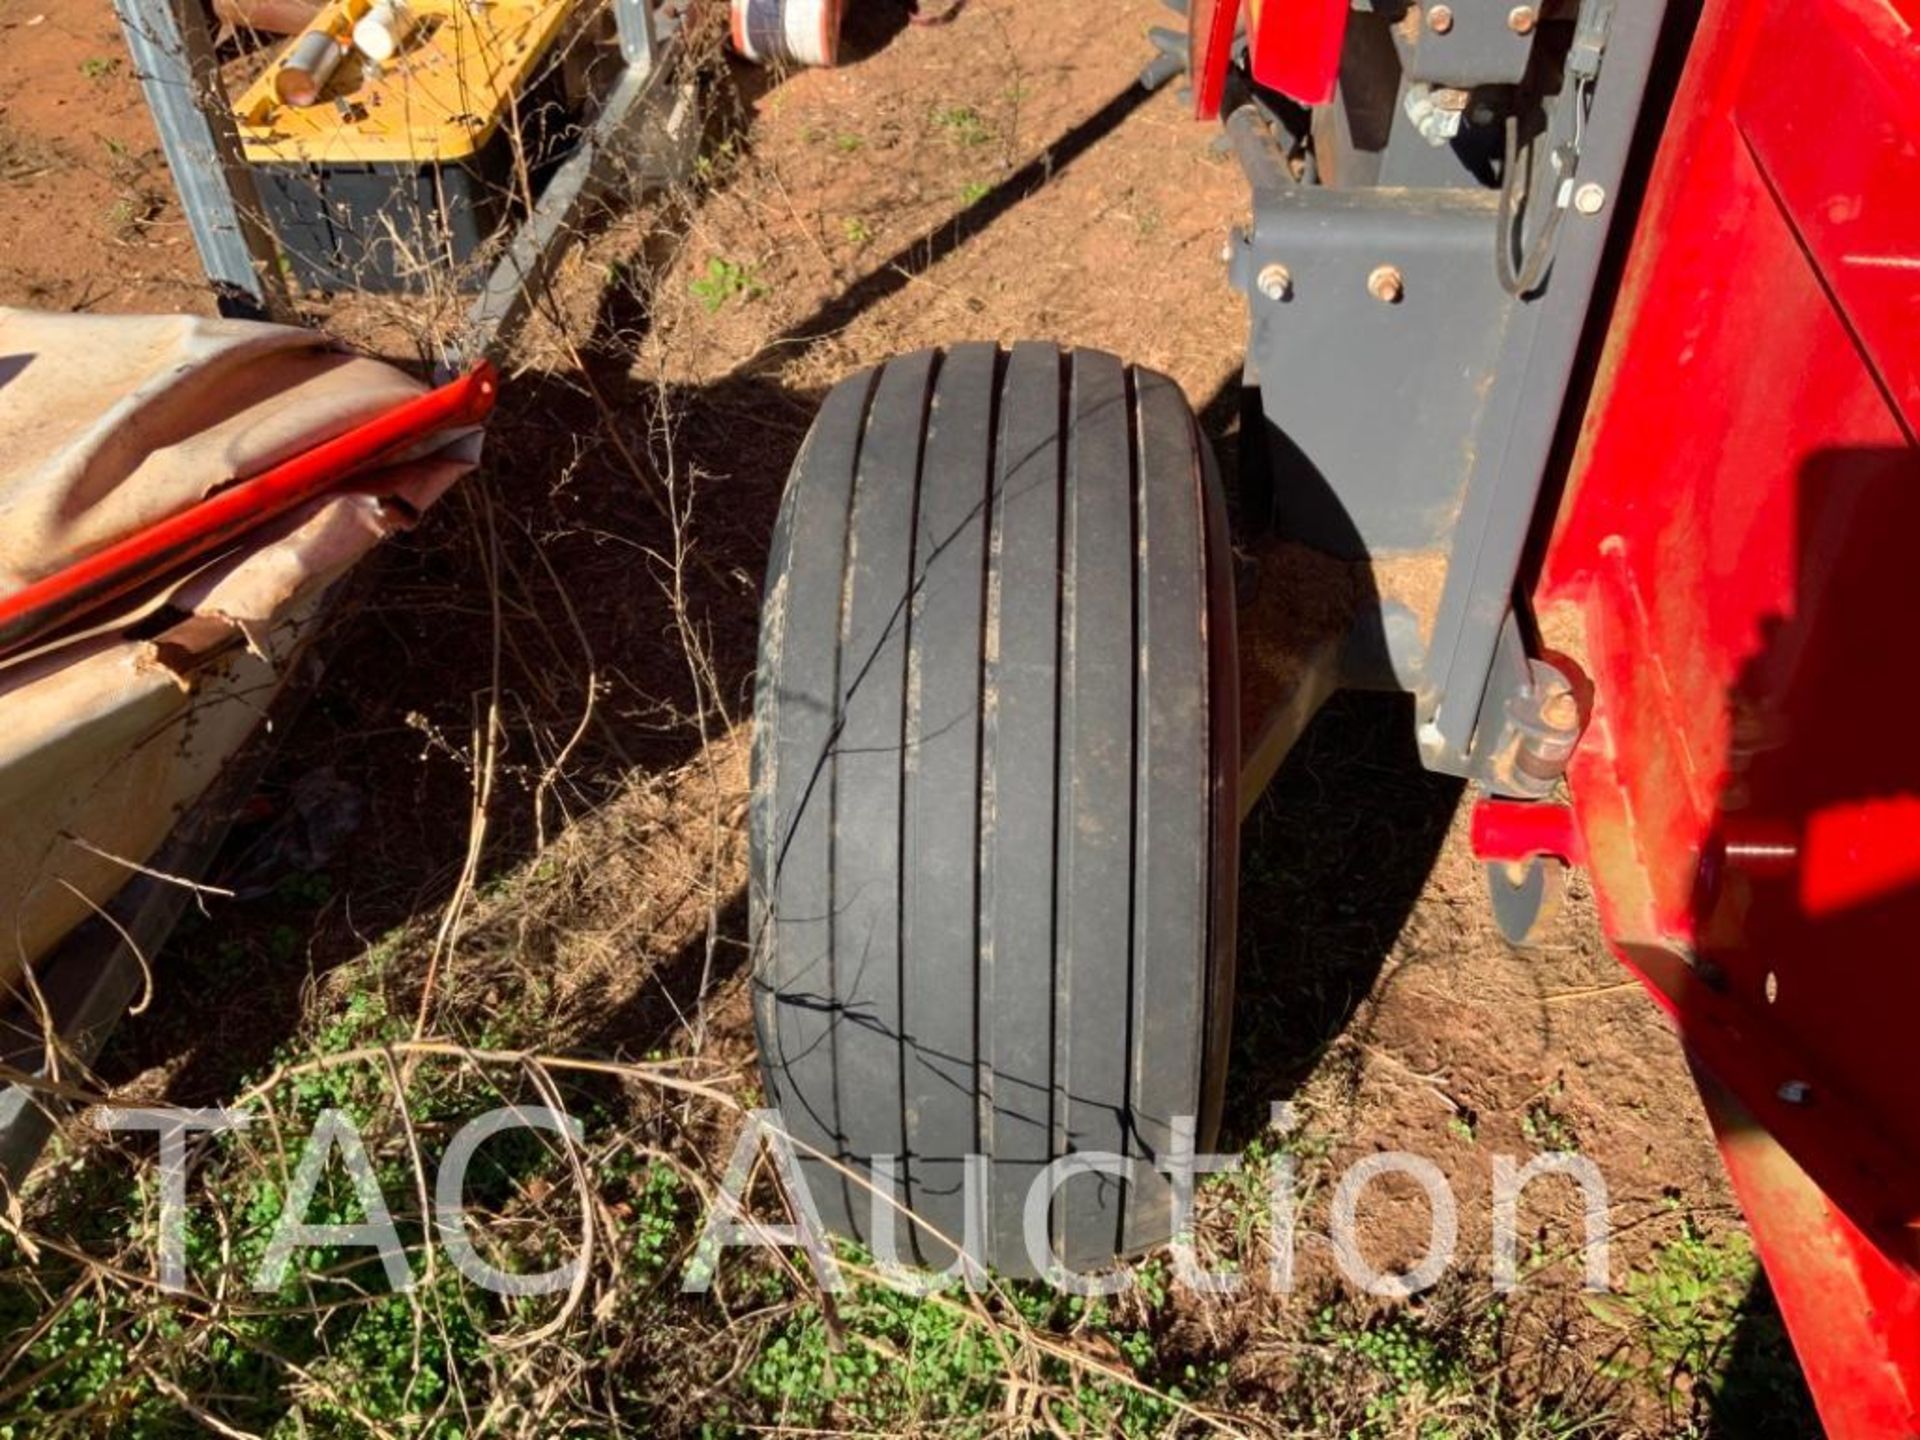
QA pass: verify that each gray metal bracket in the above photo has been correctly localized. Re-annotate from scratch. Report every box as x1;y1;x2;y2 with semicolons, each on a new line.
614;0;660;68
1229;0;1673;786
1419;0;1667;777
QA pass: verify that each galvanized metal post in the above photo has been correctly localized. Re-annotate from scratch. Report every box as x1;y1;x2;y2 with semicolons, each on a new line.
112;0;289;319
614;0;659;73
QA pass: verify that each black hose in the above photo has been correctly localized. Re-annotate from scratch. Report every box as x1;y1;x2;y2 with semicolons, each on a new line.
1496;111;1568;298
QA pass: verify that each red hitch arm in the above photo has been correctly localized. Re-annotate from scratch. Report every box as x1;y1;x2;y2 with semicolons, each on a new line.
0;362;497;661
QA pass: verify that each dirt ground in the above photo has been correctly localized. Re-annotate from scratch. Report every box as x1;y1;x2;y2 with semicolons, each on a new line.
0;0;1817;1434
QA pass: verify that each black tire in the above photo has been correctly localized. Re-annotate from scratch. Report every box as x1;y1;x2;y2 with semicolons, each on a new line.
750;343;1238;1278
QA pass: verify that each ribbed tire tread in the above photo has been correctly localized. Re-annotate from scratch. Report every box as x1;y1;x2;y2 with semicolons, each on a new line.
751;343;1237;1277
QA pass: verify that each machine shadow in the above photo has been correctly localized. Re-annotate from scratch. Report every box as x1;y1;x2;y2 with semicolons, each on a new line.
1217;691;1462;1150
96;358;801;1104
837;1;914;64
1201;375;1463;1151
1703;1271;1815;1438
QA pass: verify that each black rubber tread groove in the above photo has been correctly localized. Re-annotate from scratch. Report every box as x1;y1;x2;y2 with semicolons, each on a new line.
899;342;1000;1268
753;366;881;1234
832;348;942;1246
1054;350;1139;1269
753;343;1233;1280
978;342;1069;1272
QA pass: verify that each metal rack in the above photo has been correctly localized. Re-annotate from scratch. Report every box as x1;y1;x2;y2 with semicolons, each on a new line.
108;0;697;365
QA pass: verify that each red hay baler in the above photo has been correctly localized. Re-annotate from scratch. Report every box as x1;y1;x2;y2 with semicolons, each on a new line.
747;0;1920;1431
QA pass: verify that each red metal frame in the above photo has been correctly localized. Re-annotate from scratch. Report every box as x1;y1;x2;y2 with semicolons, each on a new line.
1188;0;1242;120
1193;1;1348;117
1533;0;1920;1427
1469;798;1584;866
1247;0;1347;107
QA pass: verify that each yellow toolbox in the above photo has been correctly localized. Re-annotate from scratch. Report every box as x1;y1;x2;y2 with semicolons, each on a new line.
233;0;583;290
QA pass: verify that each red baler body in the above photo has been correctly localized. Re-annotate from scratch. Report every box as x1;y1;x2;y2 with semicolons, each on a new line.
1538;0;1920;1427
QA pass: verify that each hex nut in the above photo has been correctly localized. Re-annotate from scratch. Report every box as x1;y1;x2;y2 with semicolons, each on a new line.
1426;4;1454;33
1573;182;1607;215
1256;263;1293;302
1367;264;1405;304
1778;1080;1814;1105
1508;5;1537;33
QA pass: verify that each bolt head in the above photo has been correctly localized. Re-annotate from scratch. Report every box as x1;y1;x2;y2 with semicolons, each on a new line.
1573;182;1607;215
1366;264;1404;304
1507;4;1537;33
1778;1080;1813;1105
1256;263;1293;302
1426;3;1454;33
1541;690;1581;731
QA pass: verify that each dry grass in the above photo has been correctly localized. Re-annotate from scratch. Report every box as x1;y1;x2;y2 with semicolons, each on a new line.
0;119;65;184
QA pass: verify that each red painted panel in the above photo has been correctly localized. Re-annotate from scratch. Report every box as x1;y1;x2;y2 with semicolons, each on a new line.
1701;1071;1920;1437
1740;0;1920;437
1189;0;1241;120
1541;0;1920;1426
1248;0;1348;106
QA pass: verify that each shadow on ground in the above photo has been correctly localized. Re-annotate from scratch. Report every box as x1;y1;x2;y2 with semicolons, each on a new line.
1707;1272;1818;1437
1220;688;1462;1150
